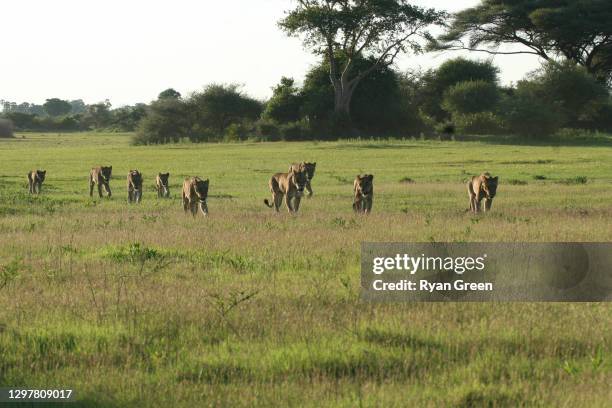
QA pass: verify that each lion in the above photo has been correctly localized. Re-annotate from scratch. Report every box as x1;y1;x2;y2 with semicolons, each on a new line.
89;166;112;198
353;174;374;214
289;162;316;197
467;173;498;213
156;172;170;198
182;177;209;216
127;170;143;203
264;169;308;213
27;169;46;194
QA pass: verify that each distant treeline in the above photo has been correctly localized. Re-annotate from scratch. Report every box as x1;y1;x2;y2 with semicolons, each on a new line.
2;0;611;142
2;57;611;143
0;99;146;133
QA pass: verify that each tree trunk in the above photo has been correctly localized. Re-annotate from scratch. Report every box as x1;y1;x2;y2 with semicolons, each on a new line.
334;88;352;116
332;79;357;117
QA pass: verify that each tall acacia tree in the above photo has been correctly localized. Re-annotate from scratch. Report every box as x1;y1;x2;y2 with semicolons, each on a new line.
434;0;612;85
279;0;445;120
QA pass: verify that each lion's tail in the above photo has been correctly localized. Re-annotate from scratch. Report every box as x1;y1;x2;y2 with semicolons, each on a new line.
264;199;273;208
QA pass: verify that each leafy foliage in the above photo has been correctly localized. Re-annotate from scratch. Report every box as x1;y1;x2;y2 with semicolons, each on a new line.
442;80;501;115
280;0;446;119
43;98;72;117
500;91;564;137
158;88;182;100
436;0;612;85
190;84;263;136
0;119;13;138
263;77;303;123
452;112;506;135
415;58;500;121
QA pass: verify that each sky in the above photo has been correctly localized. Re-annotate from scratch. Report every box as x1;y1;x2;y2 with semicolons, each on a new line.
1;0;542;107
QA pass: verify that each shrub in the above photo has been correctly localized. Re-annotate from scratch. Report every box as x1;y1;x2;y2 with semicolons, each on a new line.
588;102;612;132
434;121;455;138
557;176;588;185
262;77;303;123
453;112;505;135
4;112;35;130
279;120;311;141
190;84;262;136
224;122;252;142
0;119;14;138
253;119;281;141
132;98;190;145
506;179;528;185
416;58;500;121
500;94;564;137
531;62;608;125
442;80;501;115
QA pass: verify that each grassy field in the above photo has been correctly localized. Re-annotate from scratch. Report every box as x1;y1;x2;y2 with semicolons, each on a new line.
0;132;611;407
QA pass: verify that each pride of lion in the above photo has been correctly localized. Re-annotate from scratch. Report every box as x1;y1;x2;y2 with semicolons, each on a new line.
24;161;500;216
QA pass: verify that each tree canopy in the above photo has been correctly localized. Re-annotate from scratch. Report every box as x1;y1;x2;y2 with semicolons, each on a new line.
263;77;303;123
158;88;182;100
415;58;500;121
435;0;612;85
280;0;445;119
190;84;263;135
43;98;72;117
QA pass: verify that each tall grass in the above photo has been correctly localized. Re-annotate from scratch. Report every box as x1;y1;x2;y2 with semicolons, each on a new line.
0;133;610;406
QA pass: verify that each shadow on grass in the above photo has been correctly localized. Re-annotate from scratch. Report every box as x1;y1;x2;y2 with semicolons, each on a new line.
454;133;612;147
327;143;441;150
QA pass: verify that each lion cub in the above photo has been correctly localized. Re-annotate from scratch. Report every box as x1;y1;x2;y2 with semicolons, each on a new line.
127;170;143;203
27;170;46;194
467;173;498;213
156;173;170;198
264;169;308;213
353;174;374;214
89;166;112;198
182;177;209;216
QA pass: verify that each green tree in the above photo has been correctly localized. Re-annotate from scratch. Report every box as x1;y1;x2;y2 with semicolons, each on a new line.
3;112;36;130
133;98;190;145
263;77;303;123
69;99;86;114
190;84;262;136
0;119;13;138
158;88;182;100
435;0;612;85
84;100;112;129
301;56;409;136
415;58;500;121
110;104;148;131
43;98;72;117
442;80;500;115
517;61;609;126
279;0;445;121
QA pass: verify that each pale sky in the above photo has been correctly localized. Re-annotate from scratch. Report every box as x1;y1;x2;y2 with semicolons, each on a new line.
1;0;542;107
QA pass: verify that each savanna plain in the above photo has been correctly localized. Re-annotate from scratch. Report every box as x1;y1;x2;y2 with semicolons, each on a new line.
0;132;611;407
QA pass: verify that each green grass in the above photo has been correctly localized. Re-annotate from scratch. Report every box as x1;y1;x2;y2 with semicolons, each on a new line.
0;132;611;407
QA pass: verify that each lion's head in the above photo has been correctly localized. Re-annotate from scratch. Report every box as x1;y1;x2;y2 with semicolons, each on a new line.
355;174;374;197
291;170;308;196
35;170;46;182
129;170;143;189
194;178;209;202
101;166;112;181
482;174;498;199
299;162;316;181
